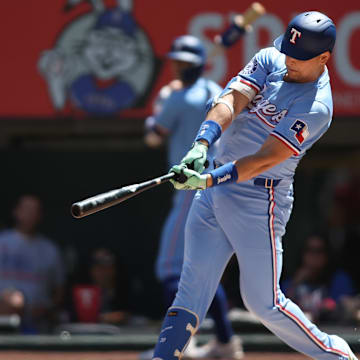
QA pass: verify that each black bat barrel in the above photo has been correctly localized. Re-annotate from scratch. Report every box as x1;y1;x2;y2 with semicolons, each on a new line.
71;172;175;219
71;185;138;218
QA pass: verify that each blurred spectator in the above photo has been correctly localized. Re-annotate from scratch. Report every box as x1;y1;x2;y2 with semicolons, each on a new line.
0;195;65;333
71;248;130;325
281;234;356;324
326;171;360;287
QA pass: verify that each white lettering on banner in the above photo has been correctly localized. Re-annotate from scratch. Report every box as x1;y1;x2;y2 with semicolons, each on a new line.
333;91;360;108
189;13;226;83
188;11;359;94
334;12;360;86
244;14;284;63
189;13;284;82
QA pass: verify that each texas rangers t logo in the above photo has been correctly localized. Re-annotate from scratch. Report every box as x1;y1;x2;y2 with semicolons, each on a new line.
290;28;302;44
291;120;309;144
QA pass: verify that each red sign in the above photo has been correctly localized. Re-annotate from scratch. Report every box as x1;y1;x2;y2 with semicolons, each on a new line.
1;0;359;117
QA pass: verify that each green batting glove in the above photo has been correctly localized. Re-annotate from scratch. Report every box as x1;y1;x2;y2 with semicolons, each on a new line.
170;165;208;191
180;142;208;173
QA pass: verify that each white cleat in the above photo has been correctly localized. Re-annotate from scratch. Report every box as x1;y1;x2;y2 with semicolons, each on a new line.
332;336;358;360
183;335;244;359
343;341;358;360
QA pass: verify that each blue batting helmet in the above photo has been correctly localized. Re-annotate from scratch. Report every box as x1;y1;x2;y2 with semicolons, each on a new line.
274;11;336;61
167;35;207;83
168;35;206;65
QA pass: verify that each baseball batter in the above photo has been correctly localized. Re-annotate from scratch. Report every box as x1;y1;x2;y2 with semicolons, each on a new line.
152;11;358;360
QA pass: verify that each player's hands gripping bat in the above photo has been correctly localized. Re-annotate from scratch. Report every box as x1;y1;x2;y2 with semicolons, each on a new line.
170;165;208;190
71;155;211;218
210;2;266;57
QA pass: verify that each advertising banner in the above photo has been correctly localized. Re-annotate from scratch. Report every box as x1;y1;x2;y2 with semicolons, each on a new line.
1;0;359;117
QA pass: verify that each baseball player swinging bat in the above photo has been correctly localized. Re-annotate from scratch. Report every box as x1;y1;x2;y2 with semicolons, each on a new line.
71;172;178;218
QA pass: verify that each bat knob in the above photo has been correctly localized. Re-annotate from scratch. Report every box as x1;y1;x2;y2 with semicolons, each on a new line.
174;159;210;184
71;203;82;218
173;170;188;184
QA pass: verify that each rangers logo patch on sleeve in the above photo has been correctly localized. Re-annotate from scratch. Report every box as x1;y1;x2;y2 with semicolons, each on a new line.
290;119;309;144
240;58;258;75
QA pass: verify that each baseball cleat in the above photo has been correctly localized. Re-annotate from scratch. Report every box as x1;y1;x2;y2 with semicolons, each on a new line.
332;335;358;360
183;335;244;359
343;341;358;360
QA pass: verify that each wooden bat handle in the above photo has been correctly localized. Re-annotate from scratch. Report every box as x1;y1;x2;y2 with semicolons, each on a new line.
241;2;266;27
210;2;266;56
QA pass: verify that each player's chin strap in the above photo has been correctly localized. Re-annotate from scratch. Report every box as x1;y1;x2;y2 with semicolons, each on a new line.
153;306;199;360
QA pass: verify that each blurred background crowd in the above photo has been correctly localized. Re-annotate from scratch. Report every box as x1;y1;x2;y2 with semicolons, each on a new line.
0;0;359;337
1;173;360;335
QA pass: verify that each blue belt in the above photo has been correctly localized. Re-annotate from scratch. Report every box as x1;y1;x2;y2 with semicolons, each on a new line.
213;160;282;188
253;178;281;188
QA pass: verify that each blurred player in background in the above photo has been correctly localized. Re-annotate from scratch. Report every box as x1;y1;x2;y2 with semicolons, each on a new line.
143;35;243;359
152;11;359;360
0;195;65;334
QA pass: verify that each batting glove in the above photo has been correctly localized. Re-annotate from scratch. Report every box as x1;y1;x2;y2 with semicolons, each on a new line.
180;142;208;173
170;165;208;190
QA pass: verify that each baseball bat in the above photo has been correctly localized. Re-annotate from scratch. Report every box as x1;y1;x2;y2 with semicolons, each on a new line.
71;172;176;219
210;2;266;57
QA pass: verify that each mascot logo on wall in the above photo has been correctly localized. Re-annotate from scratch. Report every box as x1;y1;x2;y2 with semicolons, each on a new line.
38;0;156;116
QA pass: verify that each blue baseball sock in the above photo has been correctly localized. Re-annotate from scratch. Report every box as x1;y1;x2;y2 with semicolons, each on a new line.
208;284;234;343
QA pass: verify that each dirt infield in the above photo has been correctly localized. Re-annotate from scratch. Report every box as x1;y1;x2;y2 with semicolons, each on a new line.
0;351;312;360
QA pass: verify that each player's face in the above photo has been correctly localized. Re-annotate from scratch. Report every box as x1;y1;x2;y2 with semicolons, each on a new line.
170;60;193;80
284;52;330;83
303;236;328;271
13;195;42;233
